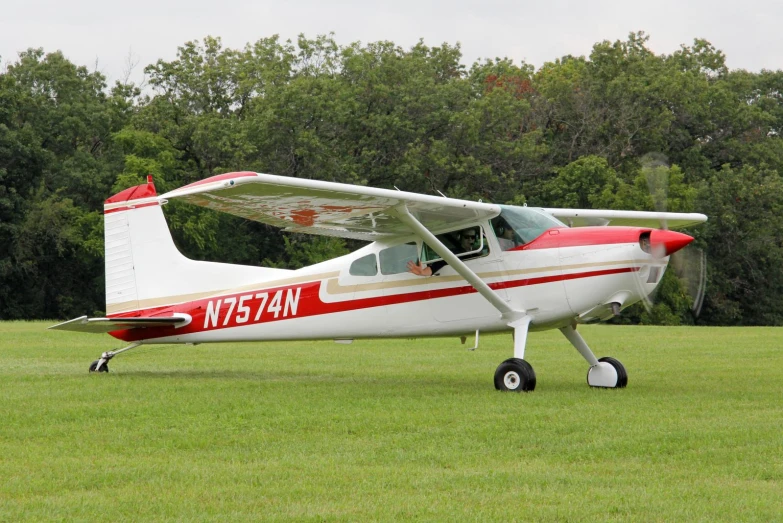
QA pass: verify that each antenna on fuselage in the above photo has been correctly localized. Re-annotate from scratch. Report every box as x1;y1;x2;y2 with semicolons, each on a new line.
436;190;447;198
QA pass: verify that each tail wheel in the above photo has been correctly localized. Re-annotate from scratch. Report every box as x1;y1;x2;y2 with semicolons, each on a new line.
89;360;109;373
494;358;536;392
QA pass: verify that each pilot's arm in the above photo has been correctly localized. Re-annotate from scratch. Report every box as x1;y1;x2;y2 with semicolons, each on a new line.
407;260;446;276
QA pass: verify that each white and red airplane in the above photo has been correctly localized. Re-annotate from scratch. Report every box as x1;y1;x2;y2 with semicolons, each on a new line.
50;172;706;391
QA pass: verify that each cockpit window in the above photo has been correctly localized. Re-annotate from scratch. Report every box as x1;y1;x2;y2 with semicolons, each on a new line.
491;206;566;249
421;226;489;263
349;253;378;276
379;242;418;275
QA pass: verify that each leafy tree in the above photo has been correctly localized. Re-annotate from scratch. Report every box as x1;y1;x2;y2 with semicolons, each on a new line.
541;155;624;209
696;165;783;325
0;49;129;318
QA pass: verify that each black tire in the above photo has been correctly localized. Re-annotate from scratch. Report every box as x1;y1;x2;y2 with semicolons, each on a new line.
89;360;109;373
494;358;536;392
596;356;627;388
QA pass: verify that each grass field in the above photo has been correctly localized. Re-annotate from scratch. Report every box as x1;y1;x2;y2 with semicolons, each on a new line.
1;322;781;521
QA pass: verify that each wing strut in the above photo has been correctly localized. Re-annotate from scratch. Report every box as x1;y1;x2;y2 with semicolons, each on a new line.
395;205;523;321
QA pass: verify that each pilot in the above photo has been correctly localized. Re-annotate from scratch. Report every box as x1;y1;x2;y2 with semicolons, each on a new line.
407;229;479;276
496;220;517;251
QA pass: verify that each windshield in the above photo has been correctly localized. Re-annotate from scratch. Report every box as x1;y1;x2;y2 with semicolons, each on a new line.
491;206;566;248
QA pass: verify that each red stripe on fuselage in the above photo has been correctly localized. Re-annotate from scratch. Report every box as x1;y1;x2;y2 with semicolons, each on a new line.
512;226;648;251
108;266;638;342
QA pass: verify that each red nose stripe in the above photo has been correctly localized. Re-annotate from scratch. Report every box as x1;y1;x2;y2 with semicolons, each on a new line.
513;227;647;250
510;226;694;252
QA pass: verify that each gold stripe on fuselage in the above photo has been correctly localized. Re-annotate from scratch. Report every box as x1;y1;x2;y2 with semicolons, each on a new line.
324;259;652;295
106;271;340;315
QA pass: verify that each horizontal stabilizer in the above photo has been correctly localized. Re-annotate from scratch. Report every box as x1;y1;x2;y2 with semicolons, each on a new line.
48;314;191;334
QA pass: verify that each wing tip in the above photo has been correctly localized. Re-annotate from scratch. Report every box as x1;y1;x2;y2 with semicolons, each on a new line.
48;316;88;330
179;171;259;190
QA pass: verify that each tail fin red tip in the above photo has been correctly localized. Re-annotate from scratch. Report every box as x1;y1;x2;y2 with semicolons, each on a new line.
105;176;158;204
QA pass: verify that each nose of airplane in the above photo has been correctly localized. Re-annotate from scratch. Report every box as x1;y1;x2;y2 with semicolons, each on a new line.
649;229;694;257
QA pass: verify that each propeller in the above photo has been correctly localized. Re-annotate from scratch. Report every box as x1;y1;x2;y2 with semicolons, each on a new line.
638;154;707;320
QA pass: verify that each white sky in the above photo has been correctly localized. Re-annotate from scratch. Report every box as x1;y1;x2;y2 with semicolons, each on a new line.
2;0;782;86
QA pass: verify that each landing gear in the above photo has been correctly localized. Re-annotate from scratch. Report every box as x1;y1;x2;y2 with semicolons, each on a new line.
494;319;627;391
494;315;536;392
560;325;628;389
494;358;536;392
587;356;627;388
89;360;109;373
88;342;142;373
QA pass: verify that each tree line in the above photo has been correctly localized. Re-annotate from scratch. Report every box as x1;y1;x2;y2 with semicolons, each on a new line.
1;32;782;325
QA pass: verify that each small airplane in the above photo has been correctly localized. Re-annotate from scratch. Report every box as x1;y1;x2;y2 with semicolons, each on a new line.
50;172;707;391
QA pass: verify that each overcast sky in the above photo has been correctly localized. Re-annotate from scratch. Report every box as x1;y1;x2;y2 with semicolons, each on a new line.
2;0;781;86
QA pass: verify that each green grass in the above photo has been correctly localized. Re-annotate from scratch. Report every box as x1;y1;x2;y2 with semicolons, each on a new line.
1;322;781;521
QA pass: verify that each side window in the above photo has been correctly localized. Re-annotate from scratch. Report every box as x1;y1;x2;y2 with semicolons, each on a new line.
379;242;418;275
349;254;378;276
421;226;489;263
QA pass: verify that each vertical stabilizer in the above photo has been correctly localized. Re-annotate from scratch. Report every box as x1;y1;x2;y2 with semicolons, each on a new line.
103;176;289;316
103;176;161;315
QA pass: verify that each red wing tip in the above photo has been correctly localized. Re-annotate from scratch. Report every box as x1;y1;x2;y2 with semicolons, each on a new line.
180;172;258;190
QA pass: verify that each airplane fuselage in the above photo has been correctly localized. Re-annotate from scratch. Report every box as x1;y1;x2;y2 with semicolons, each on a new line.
109;225;663;344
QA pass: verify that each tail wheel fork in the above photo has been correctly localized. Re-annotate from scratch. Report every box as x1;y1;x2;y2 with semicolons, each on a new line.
89;342;142;373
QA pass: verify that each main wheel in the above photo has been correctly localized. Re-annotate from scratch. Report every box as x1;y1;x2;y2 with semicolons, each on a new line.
586;356;627;388
89;360;109;373
494;358;536;392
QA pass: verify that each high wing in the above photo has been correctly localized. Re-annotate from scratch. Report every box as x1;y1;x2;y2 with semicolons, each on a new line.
49;315;190;334
161;172;500;241
540;208;707;229
161;172;707;236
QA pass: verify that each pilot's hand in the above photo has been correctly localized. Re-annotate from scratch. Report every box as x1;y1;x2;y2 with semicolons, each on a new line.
407;260;432;276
